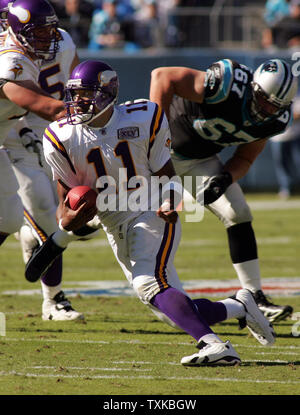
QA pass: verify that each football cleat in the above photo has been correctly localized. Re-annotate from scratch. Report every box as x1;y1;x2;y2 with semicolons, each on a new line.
181;340;241;366
25;234;65;282
254;290;293;323
42;291;84;321
235;289;276;346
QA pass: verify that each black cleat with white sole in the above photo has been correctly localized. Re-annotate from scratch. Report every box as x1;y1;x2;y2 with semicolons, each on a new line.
254;290;293;323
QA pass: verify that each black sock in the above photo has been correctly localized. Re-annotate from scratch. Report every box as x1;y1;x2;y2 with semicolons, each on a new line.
227;222;258;263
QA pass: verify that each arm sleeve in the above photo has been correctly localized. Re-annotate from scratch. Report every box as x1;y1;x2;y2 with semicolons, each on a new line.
43;127;80;188
204;59;234;104
57;29;76;74
0;53;39;86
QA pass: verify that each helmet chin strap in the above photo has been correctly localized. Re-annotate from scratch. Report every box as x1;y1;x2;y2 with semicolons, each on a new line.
86;100;116;126
8;27;54;61
8;27;26;50
250;101;266;123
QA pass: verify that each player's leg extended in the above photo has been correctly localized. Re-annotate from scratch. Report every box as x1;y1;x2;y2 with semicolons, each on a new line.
207;181;293;322
174;152;291;323
111;212;242;365
178;154;293;323
172;154;262;292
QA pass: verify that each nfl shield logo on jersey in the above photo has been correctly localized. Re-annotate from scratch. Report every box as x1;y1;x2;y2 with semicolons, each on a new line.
117;126;139;139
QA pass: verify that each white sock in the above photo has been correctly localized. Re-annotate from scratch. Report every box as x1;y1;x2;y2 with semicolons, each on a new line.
199;333;223;344
41;281;61;300
233;259;262;293
52;229;78;248
219;298;245;320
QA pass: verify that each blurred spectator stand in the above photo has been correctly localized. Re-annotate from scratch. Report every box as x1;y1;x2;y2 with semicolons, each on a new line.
262;0;300;49
58;0;94;48
88;0;138;51
270;95;300;198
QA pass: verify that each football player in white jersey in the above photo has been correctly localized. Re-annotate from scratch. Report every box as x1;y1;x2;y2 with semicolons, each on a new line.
0;0;95;320
0;0;65;244
0;0;100;321
24;60;276;366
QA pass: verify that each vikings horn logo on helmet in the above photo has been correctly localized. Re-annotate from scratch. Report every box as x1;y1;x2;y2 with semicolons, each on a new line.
8;4;30;23
98;70;117;87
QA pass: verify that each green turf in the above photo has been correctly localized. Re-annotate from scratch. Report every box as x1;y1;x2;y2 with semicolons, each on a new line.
0;193;299;396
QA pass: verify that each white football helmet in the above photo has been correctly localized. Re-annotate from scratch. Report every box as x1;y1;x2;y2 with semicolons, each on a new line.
250;59;298;123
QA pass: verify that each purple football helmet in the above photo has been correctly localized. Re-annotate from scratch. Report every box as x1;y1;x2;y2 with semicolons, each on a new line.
7;0;59;61
0;0;12;31
65;60;119;125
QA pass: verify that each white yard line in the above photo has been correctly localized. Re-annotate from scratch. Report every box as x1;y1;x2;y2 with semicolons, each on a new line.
4;337;300;350
2;235;295;250
0;370;299;384
248;199;300;211
3;276;300;297
29;365;152;372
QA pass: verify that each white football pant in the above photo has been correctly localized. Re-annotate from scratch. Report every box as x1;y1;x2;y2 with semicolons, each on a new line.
105;211;186;303
6;143;58;247
0;147;24;235
171;152;253;227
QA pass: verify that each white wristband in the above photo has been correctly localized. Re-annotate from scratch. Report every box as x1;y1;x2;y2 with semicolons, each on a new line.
58;218;68;232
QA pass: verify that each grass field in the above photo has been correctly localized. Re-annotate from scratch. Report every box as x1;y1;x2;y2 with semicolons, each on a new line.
0;193;300;399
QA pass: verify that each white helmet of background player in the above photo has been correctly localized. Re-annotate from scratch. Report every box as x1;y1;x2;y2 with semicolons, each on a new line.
250;59;298;123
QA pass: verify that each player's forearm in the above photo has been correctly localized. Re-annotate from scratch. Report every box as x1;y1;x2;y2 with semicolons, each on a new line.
153;159;180;223
224;140;267;182
56;181;70;223
223;156;253;182
27;98;66;121
2;81;66;121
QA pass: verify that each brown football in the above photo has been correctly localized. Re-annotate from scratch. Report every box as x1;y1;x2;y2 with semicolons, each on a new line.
67;186;97;210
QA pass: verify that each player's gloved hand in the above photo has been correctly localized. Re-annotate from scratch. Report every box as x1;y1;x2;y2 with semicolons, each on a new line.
156;199;178;224
19;127;45;168
203;171;233;205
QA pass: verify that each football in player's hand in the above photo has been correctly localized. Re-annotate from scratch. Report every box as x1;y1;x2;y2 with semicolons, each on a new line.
66;186;97;210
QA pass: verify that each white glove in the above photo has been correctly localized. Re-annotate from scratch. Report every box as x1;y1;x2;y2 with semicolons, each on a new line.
19;127;45;168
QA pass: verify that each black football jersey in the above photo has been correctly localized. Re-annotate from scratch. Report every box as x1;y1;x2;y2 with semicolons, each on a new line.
169;59;291;159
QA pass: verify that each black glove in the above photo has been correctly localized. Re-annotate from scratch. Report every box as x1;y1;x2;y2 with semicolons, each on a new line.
203;172;233;205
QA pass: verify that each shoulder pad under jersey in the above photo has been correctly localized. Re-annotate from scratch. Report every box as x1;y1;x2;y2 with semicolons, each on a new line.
0;48;38;83
204;59;235;104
